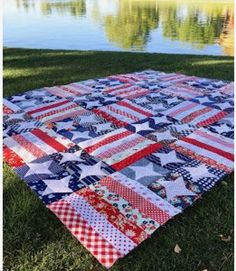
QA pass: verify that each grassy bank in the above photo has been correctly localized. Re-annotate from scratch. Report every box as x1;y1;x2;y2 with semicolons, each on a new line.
3;48;234;271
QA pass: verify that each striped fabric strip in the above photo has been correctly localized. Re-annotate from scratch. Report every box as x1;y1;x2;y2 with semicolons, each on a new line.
64;84;93;96
80;129;132;155
104;83;132;94
77;187;149;244
89;182;159;235
26;99;69;114
194;129;234;150
11;134;47;158
167;101;198;119
119;89;150;99
27;99;86;123
104;85;149;99
182;137;233;161
93;100;154;126
80;127;162;168
187;128;234;153
69;83;94;94
155;74;197;84
45;86;75;98
176;84;203;94
59;85;81;96
111;142;162;170
31;128;68;152
106;104;141;123
111;172;181;217
40;126;75;149
79;128;160;169
181;107;212;123
3;126;73;165
33;103;78;120
108;75;140;84
48;199;122;269
100;176;170;224
96;135;145;160
164;86;200;99
172;128;234;170
4;135;38;163
92;108;128;127
45;108;86;123
120;74;143;81
117;100;153;117
46;84;93;98
165;101;226;127
66;193;137;255
170;144;232;174
196;110;228;127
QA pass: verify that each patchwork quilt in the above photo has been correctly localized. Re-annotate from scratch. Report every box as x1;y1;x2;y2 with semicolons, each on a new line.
3;70;234;268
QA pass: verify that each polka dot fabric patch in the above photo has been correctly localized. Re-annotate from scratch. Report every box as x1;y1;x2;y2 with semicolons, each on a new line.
3;70;234;269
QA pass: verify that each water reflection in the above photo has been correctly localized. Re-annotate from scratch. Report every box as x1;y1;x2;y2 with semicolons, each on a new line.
161;5;225;47
219;10;234;56
15;0;35;10
41;1;86;17
5;0;234;56
103;1;160;49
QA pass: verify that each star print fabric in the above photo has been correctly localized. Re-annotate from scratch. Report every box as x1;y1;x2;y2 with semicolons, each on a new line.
3;70;234;269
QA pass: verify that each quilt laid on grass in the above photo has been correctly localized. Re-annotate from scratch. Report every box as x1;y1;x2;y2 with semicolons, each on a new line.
3;70;234;268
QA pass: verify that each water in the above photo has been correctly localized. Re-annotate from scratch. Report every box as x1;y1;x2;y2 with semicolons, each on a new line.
3;0;234;56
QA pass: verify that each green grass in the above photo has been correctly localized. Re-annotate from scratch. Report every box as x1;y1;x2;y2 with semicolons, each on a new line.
3;48;234;271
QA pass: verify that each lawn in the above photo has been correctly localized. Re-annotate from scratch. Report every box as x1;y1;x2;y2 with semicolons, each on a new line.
3;48;234;271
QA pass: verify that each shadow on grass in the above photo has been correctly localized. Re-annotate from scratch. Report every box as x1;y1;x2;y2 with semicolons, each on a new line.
3;48;234;97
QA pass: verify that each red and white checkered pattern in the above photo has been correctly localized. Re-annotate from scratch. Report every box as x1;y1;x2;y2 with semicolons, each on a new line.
48;199;123;268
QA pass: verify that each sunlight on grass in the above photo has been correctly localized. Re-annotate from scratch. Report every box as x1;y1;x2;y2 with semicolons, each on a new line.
192;60;234;66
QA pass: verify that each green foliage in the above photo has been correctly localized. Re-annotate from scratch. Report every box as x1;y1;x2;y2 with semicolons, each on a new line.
3;48;234;271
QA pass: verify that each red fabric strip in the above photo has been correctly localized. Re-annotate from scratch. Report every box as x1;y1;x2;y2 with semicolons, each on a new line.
181;137;234;161
84;130;132;154
117;100;153;117
3;145;25;168
92;108;128;127
12;134;47;158
31;128;68;152
28;100;69;115
196;111;228;127
112;142;163;170
104;83;132;94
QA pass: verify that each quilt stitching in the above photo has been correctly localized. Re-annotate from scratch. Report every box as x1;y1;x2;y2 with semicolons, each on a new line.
3;70;234;269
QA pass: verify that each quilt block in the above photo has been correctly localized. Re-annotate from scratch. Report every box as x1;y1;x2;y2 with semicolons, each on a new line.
3;70;234;269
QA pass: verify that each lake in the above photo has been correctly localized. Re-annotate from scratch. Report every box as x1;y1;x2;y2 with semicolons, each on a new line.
4;0;234;56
